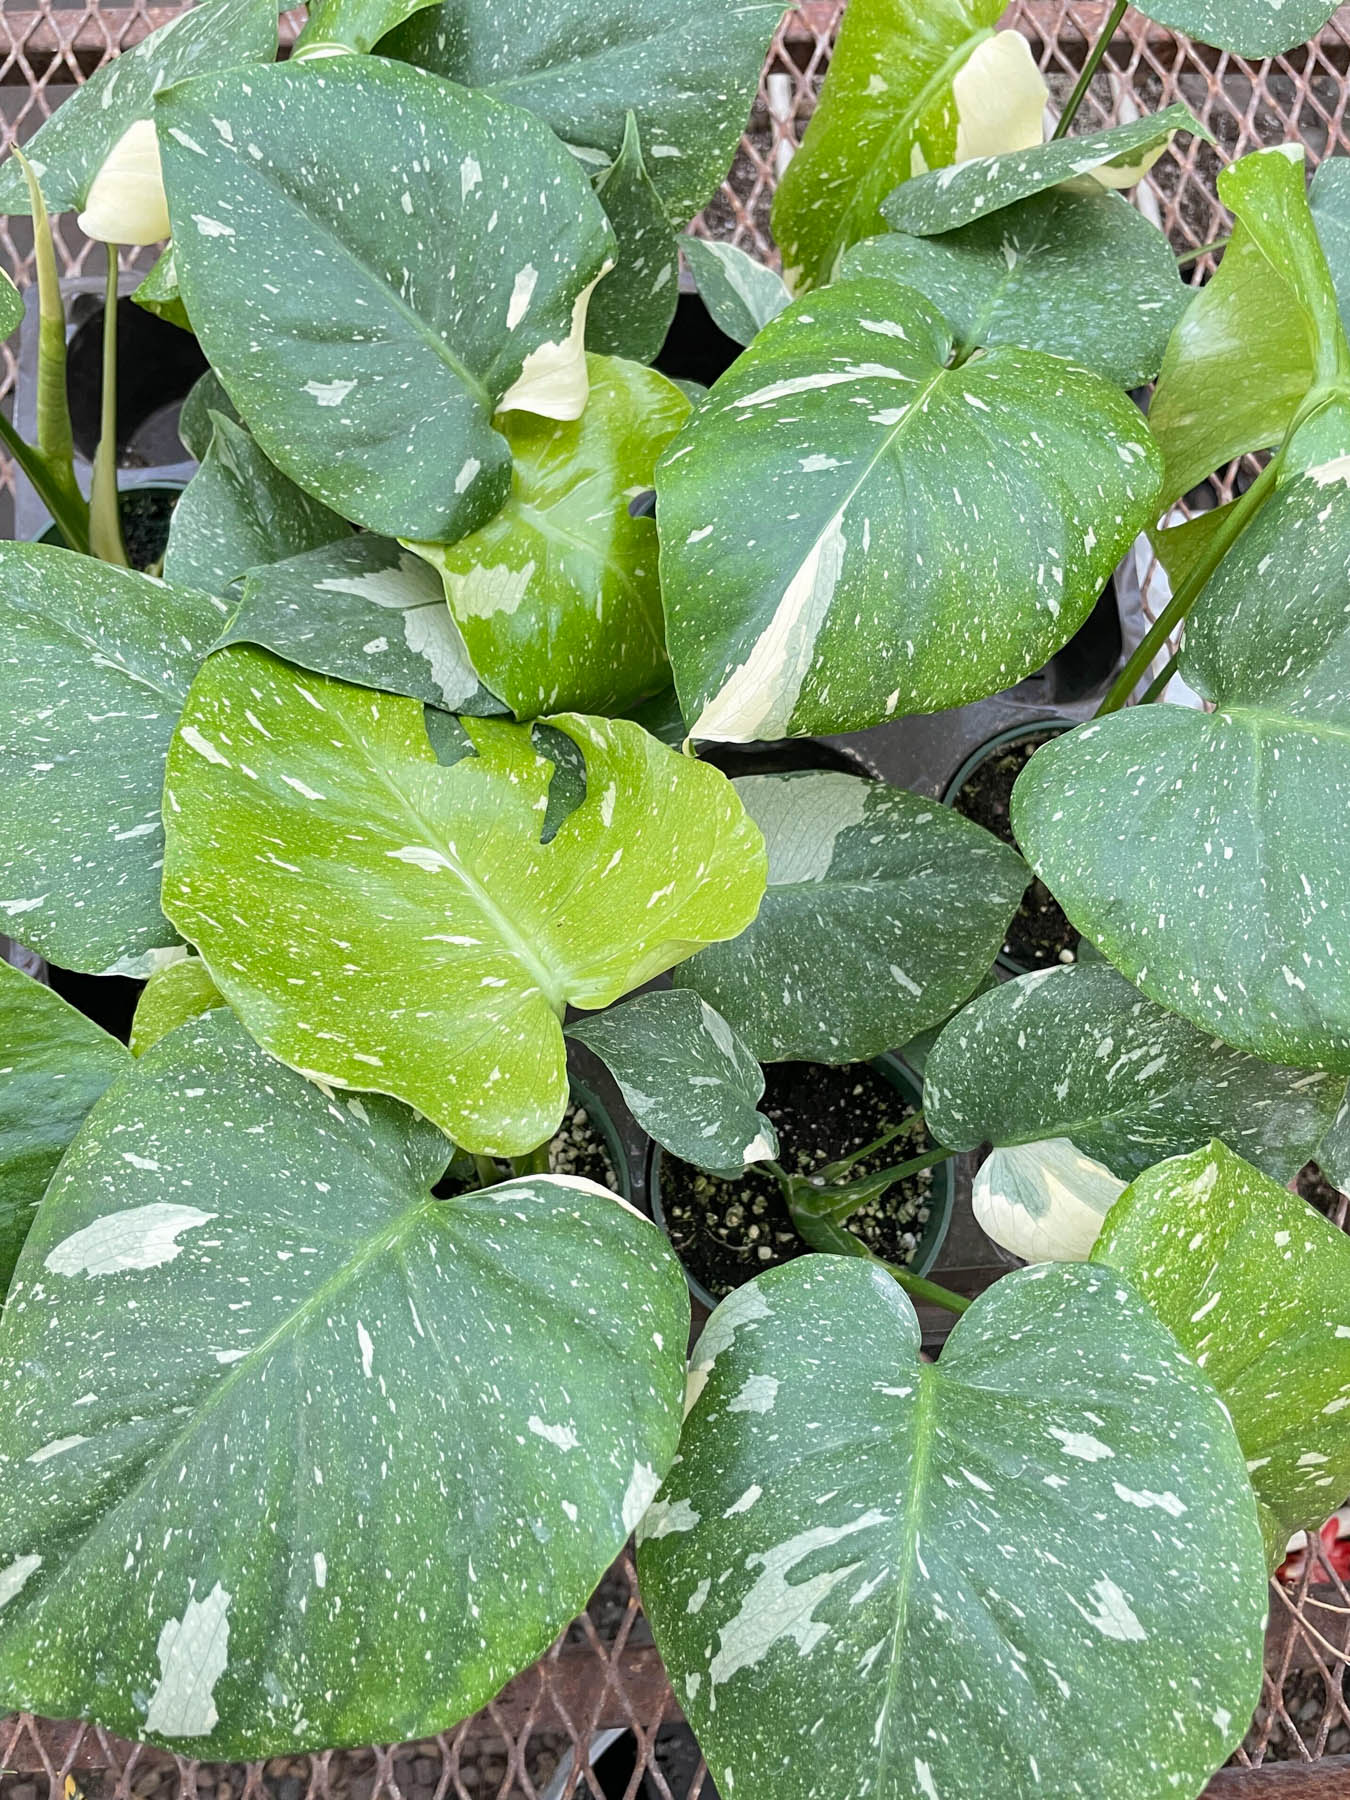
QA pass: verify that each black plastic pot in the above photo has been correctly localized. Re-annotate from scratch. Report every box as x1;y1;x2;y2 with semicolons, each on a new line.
647;1051;955;1313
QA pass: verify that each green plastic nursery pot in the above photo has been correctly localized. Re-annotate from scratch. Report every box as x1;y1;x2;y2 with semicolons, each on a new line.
647;1051;954;1313
943;719;1075;977
565;1076;633;1201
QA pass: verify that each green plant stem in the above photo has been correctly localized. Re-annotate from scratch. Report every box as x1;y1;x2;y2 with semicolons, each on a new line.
1176;234;1231;267
817;1109;926;1183
883;1263;971;1316
1051;0;1129;140
810;1146;958;1226
0;410;90;553
16;150;80;496
1096;451;1284;715
1139;650;1178;704
511;1144;551;1178
89;245;129;567
473;1154;500;1188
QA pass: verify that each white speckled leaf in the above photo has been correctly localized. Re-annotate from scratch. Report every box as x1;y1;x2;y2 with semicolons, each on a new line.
1320;1096;1350;1191
0;1010;688;1756
0;543;225;973
378;0;781;222
218;534;504;714
638;1255;1266;1800
0;961;130;1292
657;279;1162;742
132;246;191;333
842;187;1188;388
883;105;1207;237
671;772;1027;1062
178;369;239;462
1014;398;1350;1073
0;272;22;341
769;0;1004;291
157;57;614;541
1094;1140;1350;1566
0;0;276;217
294;0;441;56
587;116;679;364
681;238;790;347
161;647;766;1156
1136;0;1337;56
406;357;687;717
163;414;351;599
972;1138;1126;1265
925;963;1345;1181
129;956;225;1056
567;990;777;1175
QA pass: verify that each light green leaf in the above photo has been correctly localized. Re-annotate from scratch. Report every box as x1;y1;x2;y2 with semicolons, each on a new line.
882;105;1208;238
639;1256;1266;1800
163;414;351;599
0;961;129;1291
671;771;1028;1062
161;647;766;1155
294;0;441;56
972;1138;1125;1264
588;115;679;364
0;270;22;342
408;356;685;717
379;0;781;222
925;962;1345;1180
178;367;239;462
0;0;276;218
0;1009;688;1756
1310;154;1350;327
681;238;790;347
769;0;1003;291
1150;146;1350;503
129;955;225;1056
219;534;503;714
657;278;1162;741
1135;0;1337;57
158;57;615;541
842;187;1188;388
1014;397;1350;1073
0;543;225;973
131;244;191;332
1094;1140;1350;1566
567;990;777;1175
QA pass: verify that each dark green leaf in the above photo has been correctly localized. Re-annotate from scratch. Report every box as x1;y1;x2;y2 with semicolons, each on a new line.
588;115;679;364
132;245;191;332
178;368;239;462
1135;0;1337;57
681;238;790;347
293;0;441;56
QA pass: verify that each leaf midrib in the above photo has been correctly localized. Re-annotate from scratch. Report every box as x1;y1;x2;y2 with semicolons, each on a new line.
873;1360;940;1789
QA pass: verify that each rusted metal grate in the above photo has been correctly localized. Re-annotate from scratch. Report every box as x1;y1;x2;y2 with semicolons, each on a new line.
3;5;1350;1795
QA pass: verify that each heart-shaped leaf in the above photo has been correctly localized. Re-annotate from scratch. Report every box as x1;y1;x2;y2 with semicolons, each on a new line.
925;962;1346;1180
1135;0;1337;57
161;646;766;1155
882;105;1207;238
587;116;679;365
164;414;351;599
0;543;225;973
670;771;1026;1062
841;187;1188;388
567;990;777;1175
681;238;791;347
770;0;1004;291
972;1138;1126;1265
219;535;503;714
638;1255;1266;1800
0;0;276;218
1093;1140;1350;1566
656;279;1161;741
129;955;225;1056
407;356;687;718
157;57;614;541
0;961;129;1291
378;0;781;222
0;1009;688;1756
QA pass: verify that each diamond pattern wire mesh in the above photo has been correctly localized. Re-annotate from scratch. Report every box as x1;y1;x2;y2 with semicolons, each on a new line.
2;3;1350;1795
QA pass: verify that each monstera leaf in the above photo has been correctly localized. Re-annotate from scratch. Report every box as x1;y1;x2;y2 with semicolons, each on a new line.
770;0;1005;290
587;116;679;364
1137;0;1337;56
158;57;615;542
163;414;351;599
639;1256;1266;1800
0;1011;688;1756
293;0;441;55
178;369;239;462
0;961;130;1291
1094;1141;1350;1567
671;771;1026;1062
568;990;777;1174
219;535;503;715
132;247;191;333
0;0;276;218
0;270;23;341
0;544;225;973
681;238;790;347
972;1138;1126;1265
1321;1096;1350;1191
379;0;780;221
657;278;1162;742
882;105;1207;237
161;646;766;1155
407;357;687;717
129;955;225;1056
925;963;1345;1180
841;187;1188;388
